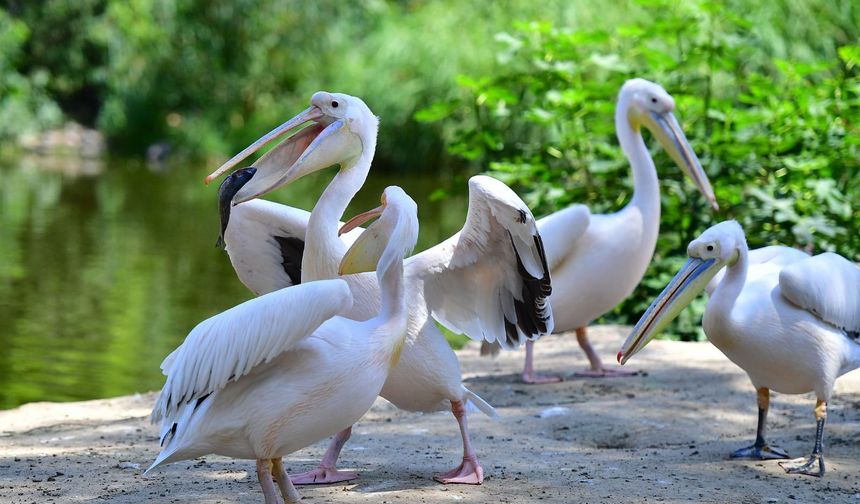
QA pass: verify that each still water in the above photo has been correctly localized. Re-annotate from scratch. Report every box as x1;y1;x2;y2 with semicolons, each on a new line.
0;155;468;409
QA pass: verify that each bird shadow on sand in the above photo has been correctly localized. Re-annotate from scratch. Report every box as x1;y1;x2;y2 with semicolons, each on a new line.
5;331;860;503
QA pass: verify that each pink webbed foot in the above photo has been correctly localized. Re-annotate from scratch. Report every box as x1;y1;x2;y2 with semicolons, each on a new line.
433;455;484;485
573;366;639;378
289;467;358;485
521;370;564;384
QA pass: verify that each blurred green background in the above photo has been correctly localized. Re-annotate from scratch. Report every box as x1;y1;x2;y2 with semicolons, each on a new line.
0;0;857;408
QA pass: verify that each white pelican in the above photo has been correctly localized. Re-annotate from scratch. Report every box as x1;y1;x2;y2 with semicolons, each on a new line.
204;92;553;484
486;78;719;383
146;186;419;503
619;220;860;477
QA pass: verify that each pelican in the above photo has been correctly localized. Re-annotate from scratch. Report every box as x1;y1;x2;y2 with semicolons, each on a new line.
204;92;553;484
146;186;419;503
483;78;718;382
619;220;860;477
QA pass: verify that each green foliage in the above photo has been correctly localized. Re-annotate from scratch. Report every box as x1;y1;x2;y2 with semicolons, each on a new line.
0;9;63;140
420;0;860;340
2;0;616;164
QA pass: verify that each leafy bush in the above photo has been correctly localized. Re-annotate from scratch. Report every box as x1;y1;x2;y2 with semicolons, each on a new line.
419;0;860;340
0;9;63;142
3;0;621;163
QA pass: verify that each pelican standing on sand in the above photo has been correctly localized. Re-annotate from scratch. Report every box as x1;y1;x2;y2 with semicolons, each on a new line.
205;92;553;484
146;186;419;503
619;220;860;477
491;78;718;382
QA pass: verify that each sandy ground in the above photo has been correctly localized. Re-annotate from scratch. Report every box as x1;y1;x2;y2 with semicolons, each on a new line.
2;325;860;504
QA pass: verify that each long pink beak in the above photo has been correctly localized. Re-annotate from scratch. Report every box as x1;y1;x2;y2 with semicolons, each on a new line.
204;105;324;185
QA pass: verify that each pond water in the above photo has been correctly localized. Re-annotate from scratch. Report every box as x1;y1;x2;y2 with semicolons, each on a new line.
0;155;468;409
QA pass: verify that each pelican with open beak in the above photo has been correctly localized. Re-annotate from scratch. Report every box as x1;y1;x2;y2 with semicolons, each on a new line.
619;220;860;477
205;92;367;206
203;91;552;485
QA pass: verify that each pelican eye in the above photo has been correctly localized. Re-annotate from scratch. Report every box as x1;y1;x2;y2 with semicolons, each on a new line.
650;97;657;104
331;101;339;108
706;245;714;252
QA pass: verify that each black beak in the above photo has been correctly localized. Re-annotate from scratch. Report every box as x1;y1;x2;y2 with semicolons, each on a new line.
216;167;257;249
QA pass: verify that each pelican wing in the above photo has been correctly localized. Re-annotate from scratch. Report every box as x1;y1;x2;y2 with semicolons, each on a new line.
779;252;860;335
536;203;591;271
222;200;363;295
151;278;353;422
706;245;810;295
406;175;553;349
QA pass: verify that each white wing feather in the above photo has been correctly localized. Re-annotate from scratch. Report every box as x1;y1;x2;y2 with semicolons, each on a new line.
779;252;860;334
536;203;591;271
151;278;353;422
224;200;363;296
407;175;553;349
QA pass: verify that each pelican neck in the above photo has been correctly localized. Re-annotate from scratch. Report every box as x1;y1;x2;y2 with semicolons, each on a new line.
302;149;374;282
615;95;660;219
377;253;406;322
710;242;749;316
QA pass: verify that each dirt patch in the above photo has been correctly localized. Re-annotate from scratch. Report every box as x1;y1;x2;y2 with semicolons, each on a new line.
2;325;860;503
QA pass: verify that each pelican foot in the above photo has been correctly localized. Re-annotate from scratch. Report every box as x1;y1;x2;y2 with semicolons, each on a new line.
521;371;563;385
289;467;358;485
779;454;825;477
573;367;639;378
730;444;789;460
433;455;484;485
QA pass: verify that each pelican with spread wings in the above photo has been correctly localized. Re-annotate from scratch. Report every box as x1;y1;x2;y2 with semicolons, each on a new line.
205;92;553;484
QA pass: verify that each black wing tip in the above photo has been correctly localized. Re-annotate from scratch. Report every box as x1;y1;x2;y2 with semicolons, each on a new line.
506;232;553;345
161;422;178;447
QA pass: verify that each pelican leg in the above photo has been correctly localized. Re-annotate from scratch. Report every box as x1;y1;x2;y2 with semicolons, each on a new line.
521;339;563;384
433;400;484;484
272;458;303;503
573;327;638;378
256;458;285;504
289;427;359;485
731;388;789;460
780;399;826;477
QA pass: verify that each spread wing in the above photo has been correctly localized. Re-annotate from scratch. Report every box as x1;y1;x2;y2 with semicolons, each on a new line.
222;199;363;295
406;175;553;349
779;252;860;335
151;278;353;422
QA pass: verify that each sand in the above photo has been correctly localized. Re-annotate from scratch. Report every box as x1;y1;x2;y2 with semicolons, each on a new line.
2;325;860;503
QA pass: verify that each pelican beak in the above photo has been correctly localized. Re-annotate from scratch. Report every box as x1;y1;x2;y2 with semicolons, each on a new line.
204;105;362;204
338;203;387;275
642;111;719;211
339;205;383;237
617;256;722;365
205;106;323;184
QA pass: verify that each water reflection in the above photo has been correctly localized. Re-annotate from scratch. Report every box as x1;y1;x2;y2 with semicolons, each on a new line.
0;155;467;409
